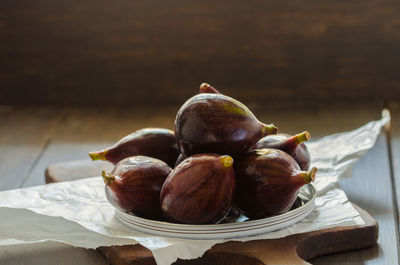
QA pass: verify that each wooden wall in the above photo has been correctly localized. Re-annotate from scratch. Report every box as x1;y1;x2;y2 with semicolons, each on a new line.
1;0;399;106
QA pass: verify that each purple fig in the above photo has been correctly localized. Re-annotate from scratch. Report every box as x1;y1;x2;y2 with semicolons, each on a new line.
89;128;179;168
253;132;311;170
160;154;235;224
102;156;172;220
174;93;278;157
199;83;221;94
234;148;316;219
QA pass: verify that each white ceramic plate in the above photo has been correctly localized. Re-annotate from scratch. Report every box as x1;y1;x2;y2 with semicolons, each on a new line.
113;184;316;240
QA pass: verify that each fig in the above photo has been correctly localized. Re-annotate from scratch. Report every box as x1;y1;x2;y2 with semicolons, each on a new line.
174;93;278;157
234;148;316;219
253;132;311;170
102;156;172;220
199;83;221;94
174;153;187;167
89;128;179;168
160;154;235;224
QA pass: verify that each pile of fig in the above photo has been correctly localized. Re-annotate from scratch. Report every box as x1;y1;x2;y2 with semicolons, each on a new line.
90;83;317;224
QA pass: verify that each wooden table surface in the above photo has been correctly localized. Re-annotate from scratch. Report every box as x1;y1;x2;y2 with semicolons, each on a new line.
0;102;399;264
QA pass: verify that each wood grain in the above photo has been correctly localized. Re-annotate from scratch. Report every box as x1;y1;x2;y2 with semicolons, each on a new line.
22;106;178;187
45;160;113;183
311;133;399;264
388;101;400;258
0;241;107;265
0;106;65;190
1;0;400;106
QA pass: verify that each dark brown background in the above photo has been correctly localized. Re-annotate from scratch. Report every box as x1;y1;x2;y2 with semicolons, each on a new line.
1;0;399;107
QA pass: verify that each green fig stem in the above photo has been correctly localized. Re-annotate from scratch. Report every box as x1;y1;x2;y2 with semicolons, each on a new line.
102;171;115;185
261;123;278;136
299;167;317;184
220;155;233;168
293;131;311;145
88;150;107;161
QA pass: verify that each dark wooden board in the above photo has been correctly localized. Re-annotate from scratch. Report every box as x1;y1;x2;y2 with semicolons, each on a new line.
47;160;378;264
98;205;377;265
1;0;400;106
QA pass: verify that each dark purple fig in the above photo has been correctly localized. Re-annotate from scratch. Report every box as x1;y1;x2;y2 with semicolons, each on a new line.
160;154;235;224
102;156;172;220
89;128;179;168
234;148;316;219
174;93;278;157
253;132;311;170
199;83;221;94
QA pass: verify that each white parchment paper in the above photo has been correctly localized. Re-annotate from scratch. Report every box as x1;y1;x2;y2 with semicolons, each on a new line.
0;116;389;265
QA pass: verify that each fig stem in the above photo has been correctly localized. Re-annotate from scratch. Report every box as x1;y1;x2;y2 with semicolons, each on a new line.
293;131;311;145
220;155;233;168
199;83;220;94
261;123;278;136
102;171;115;185
88;150;107;161
299;167;317;184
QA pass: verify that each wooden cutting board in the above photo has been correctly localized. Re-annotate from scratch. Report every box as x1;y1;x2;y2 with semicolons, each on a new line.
46;160;379;265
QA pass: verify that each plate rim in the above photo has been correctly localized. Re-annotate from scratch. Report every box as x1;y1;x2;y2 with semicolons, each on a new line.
114;183;316;229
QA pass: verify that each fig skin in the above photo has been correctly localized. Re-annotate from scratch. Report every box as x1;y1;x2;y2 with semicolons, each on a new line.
234;148;316;219
253;132;311;170
102;156;172;220
199;83;221;94
174;93;278;157
160;154;236;224
89;128;179;168
174;153;187;167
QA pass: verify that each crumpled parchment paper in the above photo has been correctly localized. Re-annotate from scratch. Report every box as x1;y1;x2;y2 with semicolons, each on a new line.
0;116;389;265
